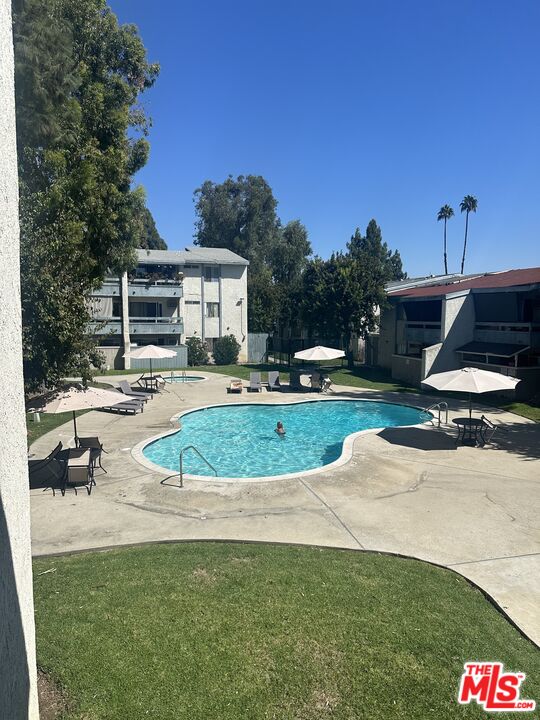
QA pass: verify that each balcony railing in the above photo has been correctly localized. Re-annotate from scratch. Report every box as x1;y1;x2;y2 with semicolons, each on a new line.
89;316;184;336
475;322;539;347
405;322;441;345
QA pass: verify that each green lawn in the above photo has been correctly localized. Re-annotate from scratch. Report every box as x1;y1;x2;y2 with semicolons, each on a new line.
34;543;539;720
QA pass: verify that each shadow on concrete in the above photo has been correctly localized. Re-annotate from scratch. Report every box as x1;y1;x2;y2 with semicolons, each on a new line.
485;422;540;462
160;474;183;489
377;427;458;451
0;501;31;719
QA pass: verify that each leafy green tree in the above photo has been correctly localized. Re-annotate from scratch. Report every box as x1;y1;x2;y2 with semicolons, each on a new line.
347;220;406;281
13;0;159;391
194;175;308;333
186;336;208;366
301;253;386;368
213;335;241;365
194;175;281;275
138;207;167;250
437;205;454;274
247;269;282;333
459;195;478;274
270;220;311;285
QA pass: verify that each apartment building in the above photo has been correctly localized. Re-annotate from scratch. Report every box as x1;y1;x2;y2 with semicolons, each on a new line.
89;247;249;368
367;267;540;399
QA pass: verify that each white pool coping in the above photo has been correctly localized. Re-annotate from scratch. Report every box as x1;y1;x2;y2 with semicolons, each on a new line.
131;397;433;483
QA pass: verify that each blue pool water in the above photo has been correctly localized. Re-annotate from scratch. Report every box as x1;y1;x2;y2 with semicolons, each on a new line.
165;375;206;383
143;400;430;478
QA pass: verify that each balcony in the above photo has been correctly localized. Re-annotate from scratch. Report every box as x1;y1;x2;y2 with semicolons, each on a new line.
129;316;183;335
405;322;441;345
92;280;121;298
90;317;184;336
127;278;183;299
475;322;539;348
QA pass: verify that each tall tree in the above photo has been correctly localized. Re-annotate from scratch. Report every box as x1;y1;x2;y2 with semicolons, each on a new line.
14;0;159;390
301;252;387;368
194;175;291;331
270;220;311;285
137;206;167;250
194;175;282;275
437;204;454;274
347;219;406;281
459;195;478;274
270;220;312;333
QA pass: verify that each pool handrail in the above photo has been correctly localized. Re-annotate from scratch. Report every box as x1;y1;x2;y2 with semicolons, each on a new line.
424;401;448;427
179;445;217;487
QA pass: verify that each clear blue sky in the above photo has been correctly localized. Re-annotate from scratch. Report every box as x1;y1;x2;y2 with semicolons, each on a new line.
109;0;539;277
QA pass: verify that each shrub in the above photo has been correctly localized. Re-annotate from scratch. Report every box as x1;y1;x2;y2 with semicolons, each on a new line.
186;336;208;366
213;334;241;365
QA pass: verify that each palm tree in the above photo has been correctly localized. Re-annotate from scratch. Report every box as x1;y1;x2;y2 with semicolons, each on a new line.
437;205;454;274
459;195;478;274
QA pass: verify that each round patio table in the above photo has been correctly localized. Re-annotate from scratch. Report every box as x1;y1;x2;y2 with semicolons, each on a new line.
452;417;485;446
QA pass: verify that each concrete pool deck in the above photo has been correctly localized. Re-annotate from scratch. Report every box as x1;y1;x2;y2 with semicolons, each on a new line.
29;372;540;645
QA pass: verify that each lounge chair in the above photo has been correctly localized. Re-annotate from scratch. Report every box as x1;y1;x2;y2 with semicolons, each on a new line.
249;372;262;392
228;379;243;394
479;415;507;445
310;372;322;392
61;450;94;496
77;436;107;474
28;441;63;477
321;375;333;393
100;399;144;414
288;371;305;392
118;380;151;402
268;371;281;391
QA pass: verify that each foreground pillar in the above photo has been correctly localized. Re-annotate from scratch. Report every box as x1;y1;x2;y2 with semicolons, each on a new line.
0;0;40;716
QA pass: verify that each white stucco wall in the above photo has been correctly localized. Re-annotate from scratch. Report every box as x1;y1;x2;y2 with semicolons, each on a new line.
0;1;39;716
179;264;248;361
428;291;475;375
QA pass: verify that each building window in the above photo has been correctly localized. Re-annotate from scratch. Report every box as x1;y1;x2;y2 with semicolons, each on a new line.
204;266;220;282
185;300;200;305
205;302;220;318
183;264;200;270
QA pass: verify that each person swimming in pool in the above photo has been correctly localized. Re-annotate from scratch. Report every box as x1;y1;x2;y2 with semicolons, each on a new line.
275;421;286;437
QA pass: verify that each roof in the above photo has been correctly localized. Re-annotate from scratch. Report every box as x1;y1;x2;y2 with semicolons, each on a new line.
136;247;249;266
455;341;530;357
388;267;540;298
385;273;465;292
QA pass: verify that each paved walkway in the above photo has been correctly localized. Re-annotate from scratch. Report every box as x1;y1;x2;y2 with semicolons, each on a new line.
29;372;540;645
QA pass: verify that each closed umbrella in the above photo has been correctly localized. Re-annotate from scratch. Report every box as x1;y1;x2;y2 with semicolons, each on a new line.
123;344;176;378
26;384;127;441
422;367;520;418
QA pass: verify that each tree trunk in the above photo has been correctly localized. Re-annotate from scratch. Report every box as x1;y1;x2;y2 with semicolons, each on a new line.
461;212;469;274
345;333;354;369
443;219;448;274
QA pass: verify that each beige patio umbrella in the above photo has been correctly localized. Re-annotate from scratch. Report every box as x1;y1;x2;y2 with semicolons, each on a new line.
422;367;520;418
123;344;176;378
294;346;345;362
26;384;127;441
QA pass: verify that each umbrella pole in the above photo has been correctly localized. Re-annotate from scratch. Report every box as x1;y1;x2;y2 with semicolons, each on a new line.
73;410;78;445
469;393;472;419
150;357;153;379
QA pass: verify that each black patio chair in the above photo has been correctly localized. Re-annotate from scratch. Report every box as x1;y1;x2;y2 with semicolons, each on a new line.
77;436;108;474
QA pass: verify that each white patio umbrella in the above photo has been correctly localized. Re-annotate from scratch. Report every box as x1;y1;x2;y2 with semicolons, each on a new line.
123;344;176;377
422;367;520;418
294;346;345;362
26;384;127;441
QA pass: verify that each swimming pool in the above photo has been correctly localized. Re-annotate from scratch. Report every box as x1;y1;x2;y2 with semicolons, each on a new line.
165;374;207;383
141;399;430;480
